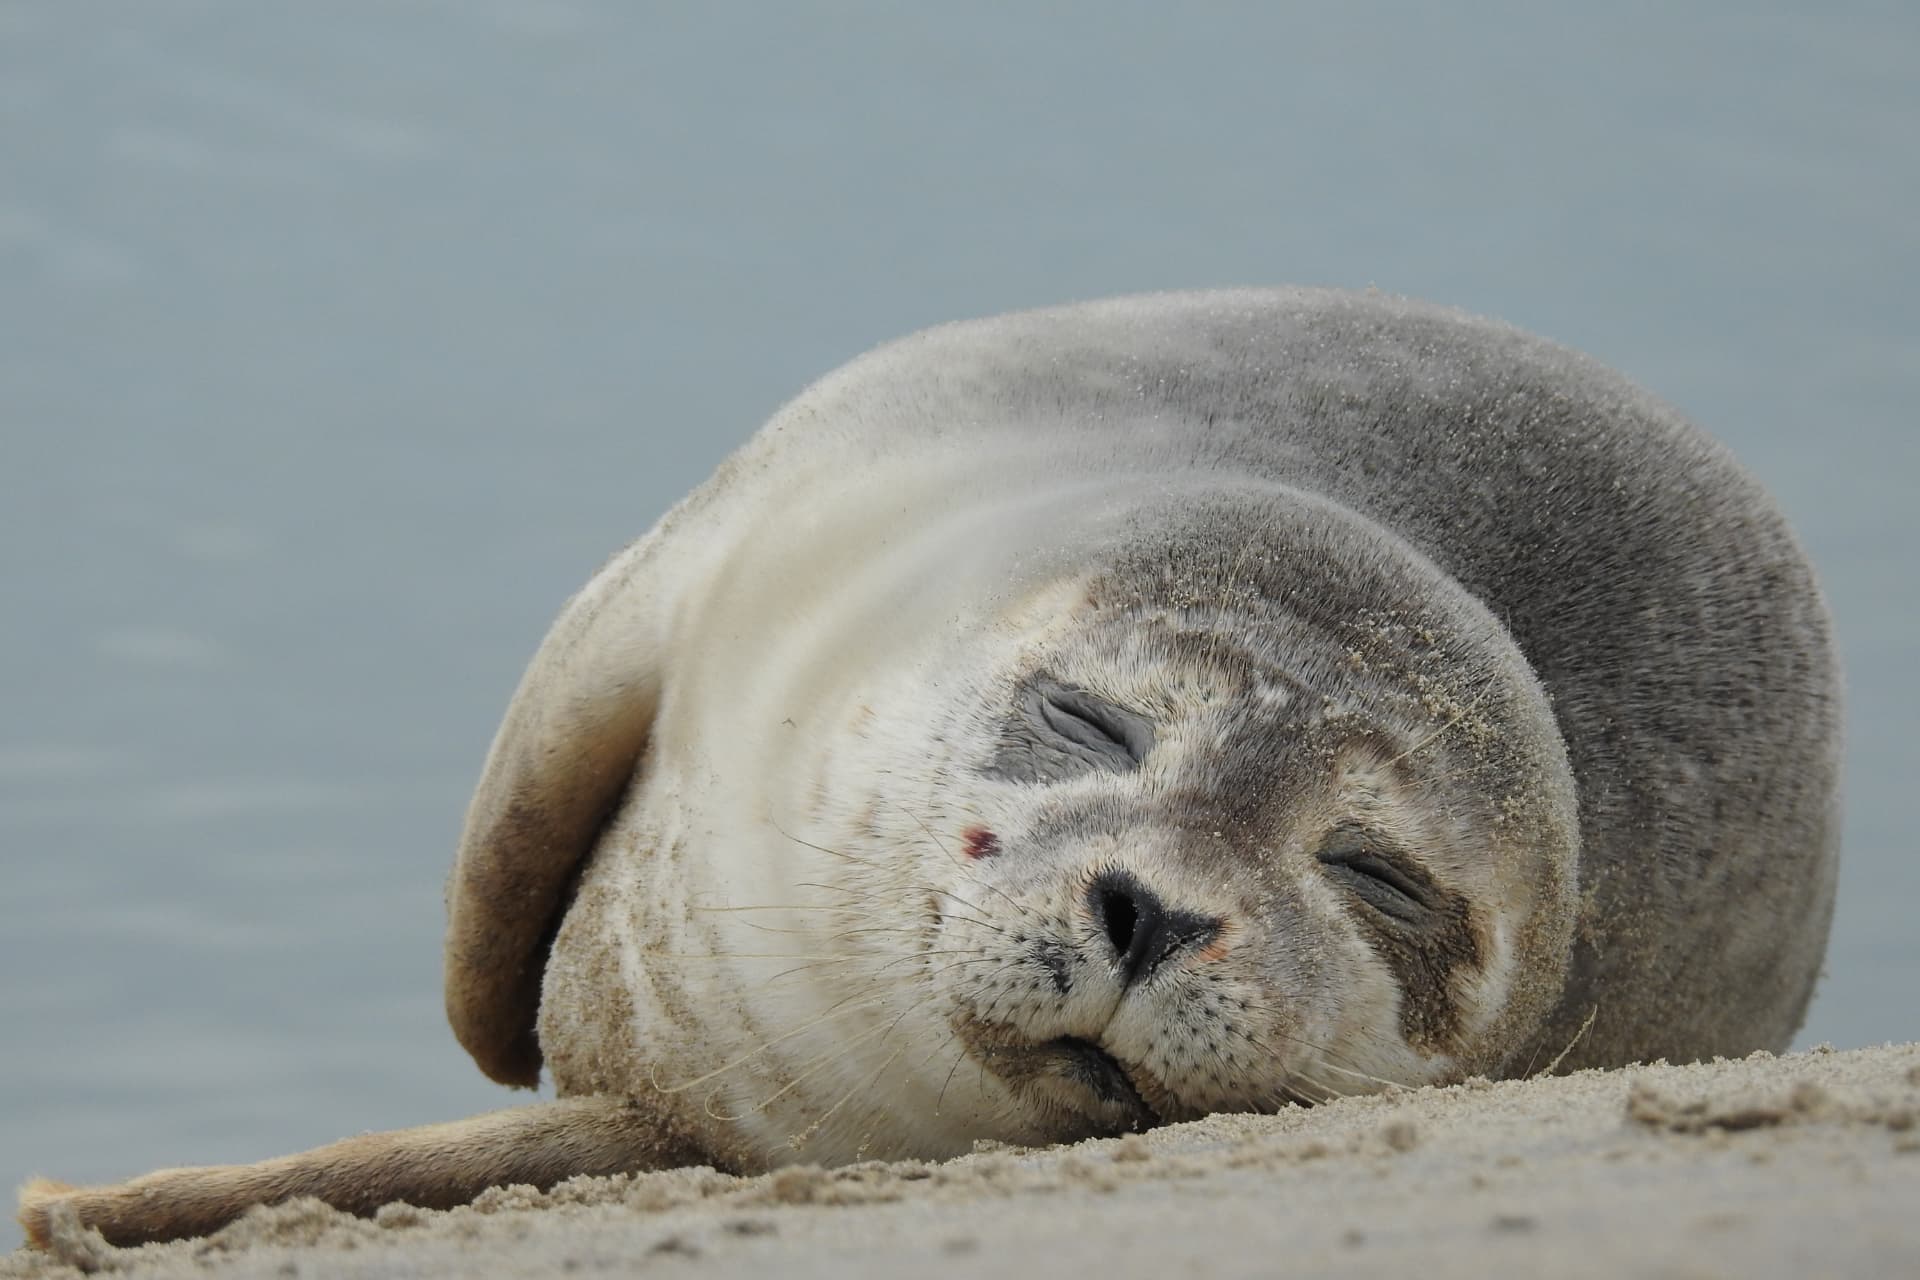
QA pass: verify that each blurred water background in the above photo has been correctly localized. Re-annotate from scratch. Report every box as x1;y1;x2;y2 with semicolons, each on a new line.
3;2;1914;1248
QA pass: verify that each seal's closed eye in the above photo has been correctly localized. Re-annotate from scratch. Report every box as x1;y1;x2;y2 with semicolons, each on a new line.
1036;682;1153;765
1315;827;1434;924
983;677;1154;783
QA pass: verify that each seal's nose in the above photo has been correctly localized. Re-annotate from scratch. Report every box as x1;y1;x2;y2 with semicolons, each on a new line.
1088;869;1222;988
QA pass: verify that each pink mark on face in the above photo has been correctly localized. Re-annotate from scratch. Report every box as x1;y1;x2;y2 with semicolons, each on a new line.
961;826;1001;860
1195;924;1235;964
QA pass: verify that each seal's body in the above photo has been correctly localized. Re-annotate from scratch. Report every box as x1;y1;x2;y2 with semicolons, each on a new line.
22;289;1841;1247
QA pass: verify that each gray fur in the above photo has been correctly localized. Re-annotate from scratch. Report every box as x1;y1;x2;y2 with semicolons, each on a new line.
755;287;1842;1070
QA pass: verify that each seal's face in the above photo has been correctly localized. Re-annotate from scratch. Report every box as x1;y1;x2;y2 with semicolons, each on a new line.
795;559;1580;1153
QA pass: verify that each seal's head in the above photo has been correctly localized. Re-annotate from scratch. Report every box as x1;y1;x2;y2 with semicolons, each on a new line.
795;493;1581;1150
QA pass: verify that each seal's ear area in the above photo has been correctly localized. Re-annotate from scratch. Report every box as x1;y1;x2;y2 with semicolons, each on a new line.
446;540;668;1087
16;1096;696;1249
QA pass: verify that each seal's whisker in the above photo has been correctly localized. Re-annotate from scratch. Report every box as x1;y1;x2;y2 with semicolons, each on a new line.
1273;1074;1338;1107
869;946;989;978
1224;1011;1405;1093
647;994;894;1094
932;1040;976;1118
1300;1056;1403;1092
705;1017;902;1121
759;958;869;985
640;950;859;961
787;1041;912;1149
731;919;859;938
898;1020;965;1086
641;953;873;984
790;983;946;1147
917;956;1015;989
785;880;892;901
829;914;1011;944
767;815;889;872
690;901;884;915
893;802;1031;919
824;924;970;946
789;879;1021;938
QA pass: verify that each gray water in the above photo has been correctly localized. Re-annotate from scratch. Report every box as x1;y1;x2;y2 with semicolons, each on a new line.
3;3;1914;1246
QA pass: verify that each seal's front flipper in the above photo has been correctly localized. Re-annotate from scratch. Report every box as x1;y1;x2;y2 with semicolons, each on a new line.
17;1095;693;1249
446;535;672;1089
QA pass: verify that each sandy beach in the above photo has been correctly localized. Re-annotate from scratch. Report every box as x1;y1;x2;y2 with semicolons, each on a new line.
10;1042;1917;1279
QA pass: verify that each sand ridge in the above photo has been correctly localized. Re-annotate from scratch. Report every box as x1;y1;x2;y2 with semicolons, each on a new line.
10;1042;1918;1278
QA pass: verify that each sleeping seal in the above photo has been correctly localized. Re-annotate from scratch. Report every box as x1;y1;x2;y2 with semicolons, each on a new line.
19;287;1841;1247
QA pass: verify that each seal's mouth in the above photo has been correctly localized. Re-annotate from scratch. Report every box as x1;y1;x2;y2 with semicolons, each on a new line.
1045;1036;1159;1129
950;1012;1164;1136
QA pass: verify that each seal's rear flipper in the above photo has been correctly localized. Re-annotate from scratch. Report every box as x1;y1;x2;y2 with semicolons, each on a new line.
17;1095;694;1249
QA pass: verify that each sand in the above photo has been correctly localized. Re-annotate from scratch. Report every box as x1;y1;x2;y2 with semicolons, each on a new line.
9;1042;1918;1279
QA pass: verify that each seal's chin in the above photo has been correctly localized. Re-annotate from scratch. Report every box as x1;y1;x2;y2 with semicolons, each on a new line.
1048;1037;1159;1128
981;1035;1160;1137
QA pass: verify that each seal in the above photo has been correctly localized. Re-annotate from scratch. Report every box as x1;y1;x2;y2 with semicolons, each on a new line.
20;288;1841;1248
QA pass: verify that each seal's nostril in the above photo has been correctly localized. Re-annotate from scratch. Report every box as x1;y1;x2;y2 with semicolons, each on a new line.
1099;884;1140;958
1088;870;1219;988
